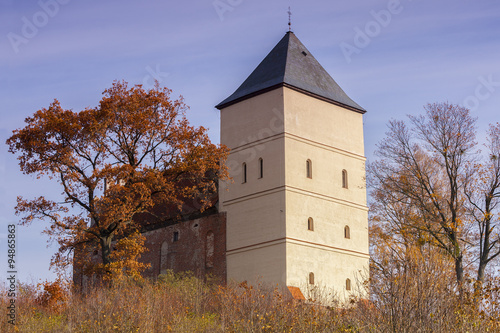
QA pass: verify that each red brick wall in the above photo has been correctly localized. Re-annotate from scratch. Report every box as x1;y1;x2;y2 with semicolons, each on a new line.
140;212;227;283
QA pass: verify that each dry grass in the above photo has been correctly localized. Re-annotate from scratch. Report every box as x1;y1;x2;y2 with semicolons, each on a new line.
1;270;499;332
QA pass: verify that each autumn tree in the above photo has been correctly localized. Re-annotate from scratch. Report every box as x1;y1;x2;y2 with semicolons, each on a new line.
7;81;229;278
369;229;459;332
369;102;500;287
464;123;500;284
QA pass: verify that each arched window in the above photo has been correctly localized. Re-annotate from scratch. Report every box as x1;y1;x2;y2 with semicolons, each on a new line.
205;231;214;268
342;169;348;188
258;158;263;178
309;272;315;285
306;159;312;178
344;225;350;239
346;278;351;291
242;163;247;183
308;217;314;231
160;241;168;275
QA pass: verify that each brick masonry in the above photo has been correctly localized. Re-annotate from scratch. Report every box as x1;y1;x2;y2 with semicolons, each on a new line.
73;210;227;289
140;211;227;283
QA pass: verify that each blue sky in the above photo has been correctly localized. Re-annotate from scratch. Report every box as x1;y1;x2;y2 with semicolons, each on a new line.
1;0;499;282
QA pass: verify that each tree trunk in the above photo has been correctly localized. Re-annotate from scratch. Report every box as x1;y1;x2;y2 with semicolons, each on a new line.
100;236;112;267
455;256;464;297
477;209;491;285
477;258;487;283
455;256;463;284
475;261;487;298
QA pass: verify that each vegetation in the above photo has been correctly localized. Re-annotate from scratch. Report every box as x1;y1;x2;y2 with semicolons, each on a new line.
7;81;229;278
1;271;499;332
366;102;500;330
6;94;500;332
369;102;500;288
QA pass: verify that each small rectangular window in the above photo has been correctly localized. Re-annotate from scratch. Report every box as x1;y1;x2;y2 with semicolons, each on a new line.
308;217;314;231
173;231;179;242
342;169;348;188
242;163;247;183
344;226;350;239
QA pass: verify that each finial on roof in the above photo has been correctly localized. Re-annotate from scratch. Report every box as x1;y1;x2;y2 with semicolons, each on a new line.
288;7;292;32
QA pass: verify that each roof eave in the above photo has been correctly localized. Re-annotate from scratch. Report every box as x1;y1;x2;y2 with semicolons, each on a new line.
215;83;366;114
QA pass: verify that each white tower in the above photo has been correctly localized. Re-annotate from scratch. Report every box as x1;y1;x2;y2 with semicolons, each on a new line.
216;32;369;296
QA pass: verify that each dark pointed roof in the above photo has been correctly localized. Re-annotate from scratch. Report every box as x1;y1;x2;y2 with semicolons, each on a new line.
216;32;365;113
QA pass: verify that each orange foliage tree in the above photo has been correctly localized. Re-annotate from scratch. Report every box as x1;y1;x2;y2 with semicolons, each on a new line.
36;278;69;312
7;81;229;278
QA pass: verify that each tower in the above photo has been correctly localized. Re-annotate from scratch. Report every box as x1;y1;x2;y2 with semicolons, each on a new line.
216;32;369;295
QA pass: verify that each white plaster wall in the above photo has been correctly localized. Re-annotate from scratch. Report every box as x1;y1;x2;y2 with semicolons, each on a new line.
224;192;285;251
285;241;369;299
284;138;367;206
220;85;369;295
220;138;285;209
281;86;369;294
283;87;365;156
285;190;369;254
220;89;284;150
220;88;289;287
227;243;287;286
286;252;369;298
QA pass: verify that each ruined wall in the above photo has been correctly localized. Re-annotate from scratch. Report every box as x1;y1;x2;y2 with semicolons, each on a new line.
140;212;227;283
73;211;227;289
